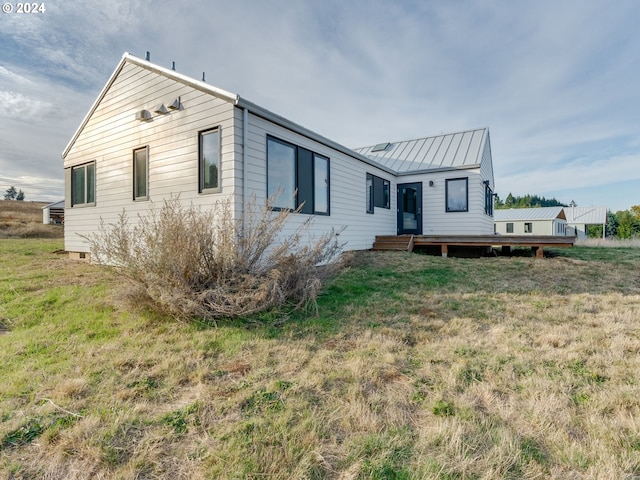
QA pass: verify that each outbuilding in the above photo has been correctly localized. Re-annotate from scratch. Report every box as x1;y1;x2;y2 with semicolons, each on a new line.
42;200;64;225
494;206;568;236
565;205;607;239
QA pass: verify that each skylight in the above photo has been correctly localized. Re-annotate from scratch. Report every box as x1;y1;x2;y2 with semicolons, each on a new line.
371;142;390;153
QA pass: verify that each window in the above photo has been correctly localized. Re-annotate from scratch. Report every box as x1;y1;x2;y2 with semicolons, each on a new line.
555;222;565;235
484;182;493;216
446;177;468;212
199;128;220;193
506;222;514;233
71;162;95;206
525;222;533;233
314;155;329;214
133;147;148;200
267;136;330;215
366;173;390;213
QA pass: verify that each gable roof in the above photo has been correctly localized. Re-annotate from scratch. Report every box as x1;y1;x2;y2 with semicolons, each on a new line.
63;53;491;181
63;53;394;174
352;128;490;174
494;206;566;222
565;206;607;224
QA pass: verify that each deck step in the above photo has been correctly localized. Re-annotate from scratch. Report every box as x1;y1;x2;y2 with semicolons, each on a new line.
372;235;414;252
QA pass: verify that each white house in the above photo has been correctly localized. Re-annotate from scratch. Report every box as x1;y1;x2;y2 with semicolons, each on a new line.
494;206;568;236
565;205;607;239
62;53;496;260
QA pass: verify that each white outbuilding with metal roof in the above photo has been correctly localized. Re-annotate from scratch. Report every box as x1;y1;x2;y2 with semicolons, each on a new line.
494;206;568;236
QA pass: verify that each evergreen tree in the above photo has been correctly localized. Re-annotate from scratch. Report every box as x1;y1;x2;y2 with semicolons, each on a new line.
3;186;17;200
16;190;25;201
504;193;515;208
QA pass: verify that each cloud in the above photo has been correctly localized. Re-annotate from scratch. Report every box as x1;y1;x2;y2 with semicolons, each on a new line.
500;153;640;196
0;0;639;208
0;91;53;118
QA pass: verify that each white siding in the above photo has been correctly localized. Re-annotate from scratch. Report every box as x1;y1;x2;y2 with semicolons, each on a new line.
244;112;395;251
65;56;499;256
398;168;494;235
495;219;567;236
64;62;239;253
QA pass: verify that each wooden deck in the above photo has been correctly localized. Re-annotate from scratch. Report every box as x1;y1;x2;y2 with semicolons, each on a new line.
372;234;575;258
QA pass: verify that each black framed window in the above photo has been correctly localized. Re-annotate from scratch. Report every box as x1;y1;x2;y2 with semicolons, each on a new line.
484;182;493;216
71;162;95;206
506;222;514;233
133;147;148;200
199;128;220;193
525;222;533;233
446;177;468;212
267;135;330;215
366;173;390;213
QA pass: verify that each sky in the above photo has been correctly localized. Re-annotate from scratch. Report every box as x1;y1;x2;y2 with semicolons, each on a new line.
0;0;638;212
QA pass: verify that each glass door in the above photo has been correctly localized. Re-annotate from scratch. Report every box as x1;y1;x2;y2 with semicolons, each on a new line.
397;182;422;235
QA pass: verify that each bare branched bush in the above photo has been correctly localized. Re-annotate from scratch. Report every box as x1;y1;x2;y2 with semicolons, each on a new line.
85;196;344;321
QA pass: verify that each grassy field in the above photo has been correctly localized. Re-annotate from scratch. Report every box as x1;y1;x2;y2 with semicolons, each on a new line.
0;200;63;239
1;240;639;479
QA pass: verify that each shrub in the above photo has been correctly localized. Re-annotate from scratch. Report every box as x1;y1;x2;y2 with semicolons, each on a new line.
85;196;344;322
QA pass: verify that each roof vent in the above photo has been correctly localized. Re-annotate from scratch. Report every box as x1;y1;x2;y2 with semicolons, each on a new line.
154;104;168;114
167;97;182;110
135;109;152;122
371;142;390;153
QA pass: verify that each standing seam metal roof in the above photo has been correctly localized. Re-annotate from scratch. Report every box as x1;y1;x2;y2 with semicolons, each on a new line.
565;206;607;224
352;128;488;173
493;207;566;222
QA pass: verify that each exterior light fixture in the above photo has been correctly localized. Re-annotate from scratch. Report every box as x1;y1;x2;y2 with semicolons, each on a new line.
135;109;152;121
168;97;182;110
154;104;168;114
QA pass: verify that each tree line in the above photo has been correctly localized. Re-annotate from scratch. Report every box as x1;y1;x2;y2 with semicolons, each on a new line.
593;207;640;239
494;193;566;209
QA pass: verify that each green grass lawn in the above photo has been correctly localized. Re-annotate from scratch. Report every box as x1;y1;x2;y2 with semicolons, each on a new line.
1;239;640;479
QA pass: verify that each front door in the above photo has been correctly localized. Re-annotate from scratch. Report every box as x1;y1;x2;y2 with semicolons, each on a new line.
397;182;422;235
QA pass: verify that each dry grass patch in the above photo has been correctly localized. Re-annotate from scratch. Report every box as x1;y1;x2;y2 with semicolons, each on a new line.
0;200;63;239
1;242;640;478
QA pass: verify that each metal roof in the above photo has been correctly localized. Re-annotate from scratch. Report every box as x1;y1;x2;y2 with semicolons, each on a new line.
42;200;65;209
565;206;607;225
352;128;488;174
494;207;566;222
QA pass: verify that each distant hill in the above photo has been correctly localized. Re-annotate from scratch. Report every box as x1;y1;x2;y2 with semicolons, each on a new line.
0;200;63;239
